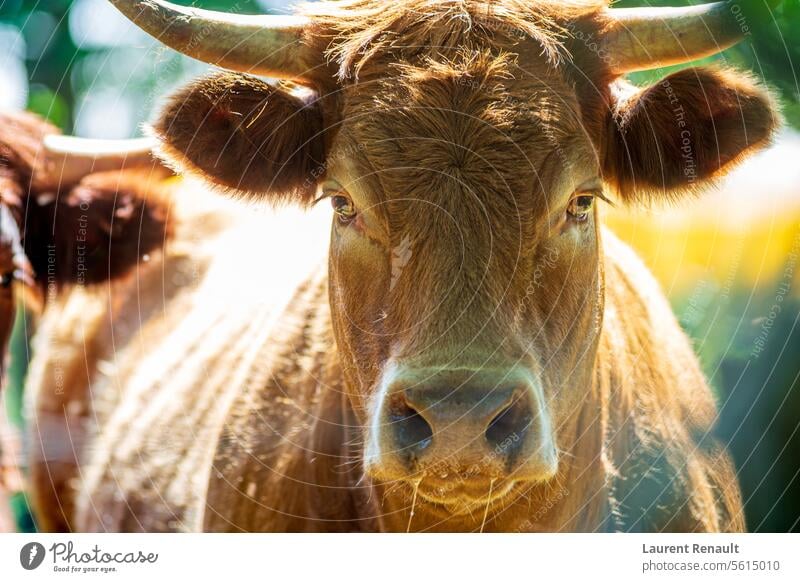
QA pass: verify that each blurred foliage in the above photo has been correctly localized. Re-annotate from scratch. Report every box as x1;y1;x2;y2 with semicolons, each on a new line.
606;194;800;532
610;0;800;532
0;0;798;532
0;0;271;134
4;309;28;429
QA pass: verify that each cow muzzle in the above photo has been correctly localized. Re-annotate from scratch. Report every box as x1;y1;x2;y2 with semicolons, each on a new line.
365;365;558;489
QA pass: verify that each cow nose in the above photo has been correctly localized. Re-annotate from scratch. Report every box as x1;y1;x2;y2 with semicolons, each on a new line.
389;387;530;460
387;393;435;458
373;372;556;481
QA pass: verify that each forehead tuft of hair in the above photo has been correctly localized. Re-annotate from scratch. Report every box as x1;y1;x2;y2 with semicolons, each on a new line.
301;0;607;81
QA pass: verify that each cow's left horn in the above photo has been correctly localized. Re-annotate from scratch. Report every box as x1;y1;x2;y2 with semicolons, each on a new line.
41;136;159;188
603;1;744;74
108;0;319;81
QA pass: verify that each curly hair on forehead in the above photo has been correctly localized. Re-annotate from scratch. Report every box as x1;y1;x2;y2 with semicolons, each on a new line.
301;0;607;80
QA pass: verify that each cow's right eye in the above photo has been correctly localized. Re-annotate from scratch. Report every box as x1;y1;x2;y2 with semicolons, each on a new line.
566;194;595;222
331;195;356;222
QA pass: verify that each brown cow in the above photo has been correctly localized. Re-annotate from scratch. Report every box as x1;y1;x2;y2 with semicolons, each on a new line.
0;110;171;530
28;0;778;531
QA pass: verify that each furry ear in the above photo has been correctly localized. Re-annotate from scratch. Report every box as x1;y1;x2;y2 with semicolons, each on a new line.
0;110;171;289
604;67;778;204
22;168;172;288
151;72;326;205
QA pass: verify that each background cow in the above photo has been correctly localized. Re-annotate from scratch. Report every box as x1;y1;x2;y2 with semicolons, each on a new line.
28;0;778;531
0;110;170;531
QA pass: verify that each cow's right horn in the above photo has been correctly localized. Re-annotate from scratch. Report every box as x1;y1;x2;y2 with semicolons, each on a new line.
108;0;319;81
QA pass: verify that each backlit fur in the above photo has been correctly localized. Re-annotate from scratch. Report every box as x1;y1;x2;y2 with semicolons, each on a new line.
27;0;777;532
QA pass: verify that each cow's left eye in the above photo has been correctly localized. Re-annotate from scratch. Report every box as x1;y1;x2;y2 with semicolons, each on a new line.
331;194;357;222
567;194;595;221
1;272;13;288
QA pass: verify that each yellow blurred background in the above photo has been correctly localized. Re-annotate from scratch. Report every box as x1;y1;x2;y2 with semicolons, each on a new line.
606;131;800;300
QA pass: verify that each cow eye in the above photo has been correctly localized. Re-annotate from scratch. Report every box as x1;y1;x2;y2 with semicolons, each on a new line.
1;272;13;288
566;194;595;222
331;194;357;222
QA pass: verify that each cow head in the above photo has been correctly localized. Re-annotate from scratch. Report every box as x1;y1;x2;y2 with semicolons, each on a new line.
0;110;171;382
117;0;777;511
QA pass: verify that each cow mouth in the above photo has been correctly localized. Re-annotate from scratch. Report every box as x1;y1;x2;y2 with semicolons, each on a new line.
407;477;523;514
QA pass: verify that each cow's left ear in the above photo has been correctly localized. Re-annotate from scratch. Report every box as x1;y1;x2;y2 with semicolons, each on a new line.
603;67;778;204
150;72;326;206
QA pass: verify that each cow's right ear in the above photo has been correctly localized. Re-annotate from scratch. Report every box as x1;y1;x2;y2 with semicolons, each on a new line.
150;72;326;205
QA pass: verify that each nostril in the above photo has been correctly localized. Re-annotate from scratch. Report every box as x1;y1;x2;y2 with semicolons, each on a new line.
485;393;533;458
388;394;433;457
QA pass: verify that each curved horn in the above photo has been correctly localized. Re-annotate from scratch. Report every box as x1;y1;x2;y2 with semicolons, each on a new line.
41;136;160;188
108;0;316;80
604;1;744;74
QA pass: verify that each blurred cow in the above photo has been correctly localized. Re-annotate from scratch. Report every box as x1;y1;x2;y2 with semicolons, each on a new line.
0;111;170;530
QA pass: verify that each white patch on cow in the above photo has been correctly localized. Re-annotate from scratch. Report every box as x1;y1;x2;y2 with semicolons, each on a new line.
0;205;24;259
389;234;413;292
522;368;558;478
35;192;56;206
363;360;400;472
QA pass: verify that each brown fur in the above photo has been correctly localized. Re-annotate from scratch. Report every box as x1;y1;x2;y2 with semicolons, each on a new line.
304;0;604;80
27;0;776;532
0;110;173;530
606;67;777;203
22;169;172;288
0;111;173;292
152;73;325;203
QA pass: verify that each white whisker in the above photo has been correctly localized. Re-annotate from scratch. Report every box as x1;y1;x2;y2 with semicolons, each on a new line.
479;478;495;533
406;478;421;533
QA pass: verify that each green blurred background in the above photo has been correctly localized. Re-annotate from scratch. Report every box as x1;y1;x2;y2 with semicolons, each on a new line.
1;0;799;531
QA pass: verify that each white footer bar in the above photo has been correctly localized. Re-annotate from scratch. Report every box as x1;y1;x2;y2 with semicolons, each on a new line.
1;533;798;581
